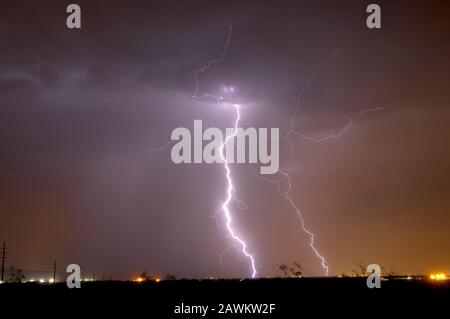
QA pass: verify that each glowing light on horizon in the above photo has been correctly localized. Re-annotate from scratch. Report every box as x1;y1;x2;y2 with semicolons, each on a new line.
430;273;447;281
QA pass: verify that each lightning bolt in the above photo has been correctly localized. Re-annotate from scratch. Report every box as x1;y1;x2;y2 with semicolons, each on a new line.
240;52;342;276
279;169;329;275
243;50;384;276
192;25;257;278
192;24;232;103
151;25;385;278
277;51;385;276
219;103;257;278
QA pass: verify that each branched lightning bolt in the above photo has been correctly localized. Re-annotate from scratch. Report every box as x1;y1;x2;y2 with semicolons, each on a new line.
192;24;233;103
287;107;385;143
279;169;329;275
192;25;257;278
243;50;384;276
277;51;385;276
239;52;342;276
219;103;257;278
286;48;343;136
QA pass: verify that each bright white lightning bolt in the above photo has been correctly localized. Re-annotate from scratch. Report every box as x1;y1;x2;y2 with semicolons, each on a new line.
192;25;257;278
219;103;257;278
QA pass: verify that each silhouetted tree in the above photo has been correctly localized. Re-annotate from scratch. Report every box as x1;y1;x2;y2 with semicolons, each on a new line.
279;264;288;277
351;261;396;277
381;265;396;277
351;261;367;276
164;273;177;280
139;270;151;280
278;262;302;278
7;266;25;283
289;262;303;277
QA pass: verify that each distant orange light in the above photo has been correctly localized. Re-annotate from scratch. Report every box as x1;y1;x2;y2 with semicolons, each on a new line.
430;273;447;281
155;278;161;283
134;277;144;283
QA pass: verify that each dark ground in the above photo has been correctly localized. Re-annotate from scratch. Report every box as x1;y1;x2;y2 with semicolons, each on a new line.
1;278;449;316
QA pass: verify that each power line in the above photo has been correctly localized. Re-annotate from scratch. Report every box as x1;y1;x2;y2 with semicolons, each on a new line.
1;242;6;282
53;261;56;283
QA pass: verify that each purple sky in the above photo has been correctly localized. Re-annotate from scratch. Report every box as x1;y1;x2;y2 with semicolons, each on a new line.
0;0;449;279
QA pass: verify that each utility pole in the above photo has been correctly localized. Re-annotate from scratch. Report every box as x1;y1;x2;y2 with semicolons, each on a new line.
1;242;6;283
53;261;56;284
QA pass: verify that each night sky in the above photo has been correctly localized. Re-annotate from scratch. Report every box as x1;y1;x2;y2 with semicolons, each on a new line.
0;0;449;279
